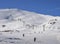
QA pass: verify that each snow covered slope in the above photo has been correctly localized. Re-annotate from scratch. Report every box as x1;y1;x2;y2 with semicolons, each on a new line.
0;9;60;44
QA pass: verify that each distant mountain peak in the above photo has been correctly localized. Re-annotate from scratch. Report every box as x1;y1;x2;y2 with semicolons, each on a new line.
0;9;59;28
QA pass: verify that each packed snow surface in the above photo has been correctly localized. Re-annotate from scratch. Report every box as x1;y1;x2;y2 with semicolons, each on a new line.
0;9;60;44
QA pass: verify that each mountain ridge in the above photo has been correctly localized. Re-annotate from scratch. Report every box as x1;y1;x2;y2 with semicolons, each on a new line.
0;9;60;44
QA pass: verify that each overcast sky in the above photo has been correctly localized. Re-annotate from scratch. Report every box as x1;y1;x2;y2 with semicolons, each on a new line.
0;0;60;16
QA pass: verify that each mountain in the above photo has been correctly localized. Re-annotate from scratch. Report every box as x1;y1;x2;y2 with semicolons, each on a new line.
0;9;60;44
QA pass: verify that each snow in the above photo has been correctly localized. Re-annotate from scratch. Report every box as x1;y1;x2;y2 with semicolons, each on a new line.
0;9;60;44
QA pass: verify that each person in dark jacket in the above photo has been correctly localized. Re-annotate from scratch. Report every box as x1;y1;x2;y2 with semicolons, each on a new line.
34;37;36;42
23;34;25;37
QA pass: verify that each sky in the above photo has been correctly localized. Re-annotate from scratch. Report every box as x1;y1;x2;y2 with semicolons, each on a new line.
0;0;60;16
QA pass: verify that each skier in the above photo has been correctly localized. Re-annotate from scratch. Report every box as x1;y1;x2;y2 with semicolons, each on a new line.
23;34;25;37
34;37;36;42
